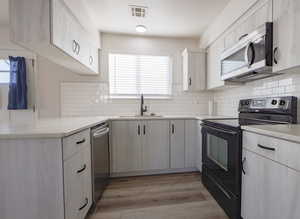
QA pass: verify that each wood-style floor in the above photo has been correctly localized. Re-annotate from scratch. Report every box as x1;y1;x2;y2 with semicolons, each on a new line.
88;172;229;219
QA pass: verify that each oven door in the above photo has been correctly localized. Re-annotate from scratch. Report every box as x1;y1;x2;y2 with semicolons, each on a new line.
201;124;242;196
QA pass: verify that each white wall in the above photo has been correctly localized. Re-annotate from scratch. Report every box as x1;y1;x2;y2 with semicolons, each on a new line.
37;33;211;117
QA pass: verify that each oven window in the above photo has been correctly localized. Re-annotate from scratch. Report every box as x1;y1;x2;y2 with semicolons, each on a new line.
207;133;228;171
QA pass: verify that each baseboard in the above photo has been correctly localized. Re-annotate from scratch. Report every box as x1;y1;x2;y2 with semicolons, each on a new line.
110;167;200;178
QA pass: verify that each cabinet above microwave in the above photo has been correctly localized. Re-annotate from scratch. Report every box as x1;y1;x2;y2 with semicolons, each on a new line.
10;0;100;75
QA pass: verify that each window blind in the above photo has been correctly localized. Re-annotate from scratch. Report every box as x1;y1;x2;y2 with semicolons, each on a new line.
0;59;10;83
109;53;172;98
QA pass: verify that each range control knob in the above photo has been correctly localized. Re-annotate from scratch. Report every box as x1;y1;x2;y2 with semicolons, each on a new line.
279;100;286;106
271;100;278;105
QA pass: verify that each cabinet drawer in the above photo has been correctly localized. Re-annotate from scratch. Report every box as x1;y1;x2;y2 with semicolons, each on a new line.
243;131;300;171
64;146;92;219
63;129;90;161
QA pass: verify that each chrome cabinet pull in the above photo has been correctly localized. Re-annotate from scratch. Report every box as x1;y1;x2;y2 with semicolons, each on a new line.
138;125;141;136
72;40;77;53
143;125;146;135
257;144;276;151
274;47;278;64
76;138;86;144
239;33;248;41
242;157;246;175
89;56;93;65
78;198;88;211
171;124;175;134
76;164;86;174
189;77;192;86
76;43;81;55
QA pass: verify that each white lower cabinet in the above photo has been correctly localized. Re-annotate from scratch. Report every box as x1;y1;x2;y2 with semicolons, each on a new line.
242;147;300;219
111;120;169;173
111;121;142;173
64;132;92;219
185;120;200;168
170;120;185;169
142;120;170;170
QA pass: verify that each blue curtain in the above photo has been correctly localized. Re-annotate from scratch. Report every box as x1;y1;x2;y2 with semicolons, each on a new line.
7;56;28;110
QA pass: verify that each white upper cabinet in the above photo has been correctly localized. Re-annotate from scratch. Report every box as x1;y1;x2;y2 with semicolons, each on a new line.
182;48;206;91
224;0;273;51
10;0;100;75
273;0;300;73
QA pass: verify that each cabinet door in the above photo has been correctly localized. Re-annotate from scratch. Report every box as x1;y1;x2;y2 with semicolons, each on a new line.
273;0;300;72
64;152;84;219
206;37;225;90
170;120;185;169
184;120;199;168
196;121;202;171
111;121;142;173
182;51;190;91
241;149;300;219
142;120;170;170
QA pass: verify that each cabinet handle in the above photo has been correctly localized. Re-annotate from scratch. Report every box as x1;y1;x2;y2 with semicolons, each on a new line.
239;33;248;41
138;124;141;136
76;42;81;55
257;144;276;151
76;138;86;144
143;125;146;135
89;56;93;65
78;198;88;211
189;77;192;86
274;47;278;64
242;157;246;175
171;124;175;134
76;164;87;174
72;40;77;53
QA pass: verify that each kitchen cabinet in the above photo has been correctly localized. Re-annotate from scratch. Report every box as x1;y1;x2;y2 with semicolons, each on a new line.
0;129;92;219
10;0;100;75
111;120;142;173
241;148;300;219
195;121;202;171
170;120;185;169
185;120;200;168
142;120;170;170
182;48;206;91
111;120;169;173
224;0;273;51
273;0;300;73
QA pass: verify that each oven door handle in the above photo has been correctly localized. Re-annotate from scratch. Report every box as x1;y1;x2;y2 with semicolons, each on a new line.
201;124;238;135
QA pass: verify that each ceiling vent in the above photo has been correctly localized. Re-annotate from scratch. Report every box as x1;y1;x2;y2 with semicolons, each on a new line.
129;5;148;18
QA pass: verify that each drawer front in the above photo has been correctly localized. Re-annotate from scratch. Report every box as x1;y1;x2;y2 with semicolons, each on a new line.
64;145;92;219
63;129;90;161
243;131;300;171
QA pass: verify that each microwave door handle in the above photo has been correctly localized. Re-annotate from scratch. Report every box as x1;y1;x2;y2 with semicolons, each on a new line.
245;42;255;68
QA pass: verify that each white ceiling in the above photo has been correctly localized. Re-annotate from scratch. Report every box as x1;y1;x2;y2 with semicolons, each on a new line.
84;0;230;38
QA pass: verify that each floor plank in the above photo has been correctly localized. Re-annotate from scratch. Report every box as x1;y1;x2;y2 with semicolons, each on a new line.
89;172;229;219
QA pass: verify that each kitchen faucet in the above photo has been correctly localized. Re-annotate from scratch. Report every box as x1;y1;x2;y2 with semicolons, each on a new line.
140;94;147;116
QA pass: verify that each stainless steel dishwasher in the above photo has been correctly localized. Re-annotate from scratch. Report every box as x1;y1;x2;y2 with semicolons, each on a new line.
91;122;110;205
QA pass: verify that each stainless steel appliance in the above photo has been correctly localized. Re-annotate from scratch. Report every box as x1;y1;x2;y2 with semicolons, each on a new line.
201;96;297;219
220;22;277;82
91;122;110;205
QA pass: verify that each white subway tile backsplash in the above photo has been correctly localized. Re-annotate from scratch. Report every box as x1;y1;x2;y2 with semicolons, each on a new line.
61;82;211;117
213;72;300;118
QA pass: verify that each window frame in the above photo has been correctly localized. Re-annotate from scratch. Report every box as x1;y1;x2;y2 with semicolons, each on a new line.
108;52;173;99
0;59;10;84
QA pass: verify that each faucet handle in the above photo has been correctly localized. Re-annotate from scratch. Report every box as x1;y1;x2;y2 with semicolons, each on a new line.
144;106;148;112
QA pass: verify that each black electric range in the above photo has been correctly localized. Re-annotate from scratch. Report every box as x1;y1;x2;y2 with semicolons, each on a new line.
201;96;297;219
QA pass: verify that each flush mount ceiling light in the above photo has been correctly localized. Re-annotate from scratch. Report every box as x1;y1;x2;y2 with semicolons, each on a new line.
136;25;147;33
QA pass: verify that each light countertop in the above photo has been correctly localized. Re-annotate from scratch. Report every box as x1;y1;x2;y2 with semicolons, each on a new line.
0;115;231;139
242;124;300;144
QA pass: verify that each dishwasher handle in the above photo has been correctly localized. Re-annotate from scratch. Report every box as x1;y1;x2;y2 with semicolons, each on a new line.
93;127;109;138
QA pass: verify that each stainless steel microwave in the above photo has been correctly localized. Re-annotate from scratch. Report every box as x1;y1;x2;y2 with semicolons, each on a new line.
220;22;277;82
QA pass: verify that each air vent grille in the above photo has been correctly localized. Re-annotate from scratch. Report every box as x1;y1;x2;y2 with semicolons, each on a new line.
129;5;147;18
